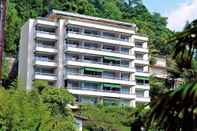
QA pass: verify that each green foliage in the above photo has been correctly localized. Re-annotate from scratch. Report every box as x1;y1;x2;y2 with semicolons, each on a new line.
0;83;76;131
148;20;197;131
80;104;133;131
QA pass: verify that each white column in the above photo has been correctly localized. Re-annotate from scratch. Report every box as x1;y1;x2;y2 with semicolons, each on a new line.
56;19;65;88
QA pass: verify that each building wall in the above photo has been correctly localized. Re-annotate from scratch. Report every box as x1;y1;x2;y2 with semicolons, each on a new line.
18;19;35;89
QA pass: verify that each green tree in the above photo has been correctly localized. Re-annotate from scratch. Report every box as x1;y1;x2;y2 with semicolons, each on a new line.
0;82;76;131
148;20;197;131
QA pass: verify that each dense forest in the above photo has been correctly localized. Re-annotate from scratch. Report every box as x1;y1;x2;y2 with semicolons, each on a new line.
6;0;174;57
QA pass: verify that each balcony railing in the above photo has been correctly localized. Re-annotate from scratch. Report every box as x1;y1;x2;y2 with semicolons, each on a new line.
36;30;56;35
65;44;130;55
36;43;56;49
66;72;130;81
35;72;56;76
67;87;132;95
67;31;129;42
35;58;56;63
65;58;130;68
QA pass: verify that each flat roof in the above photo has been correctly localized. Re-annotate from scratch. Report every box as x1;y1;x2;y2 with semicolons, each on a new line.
49;9;137;29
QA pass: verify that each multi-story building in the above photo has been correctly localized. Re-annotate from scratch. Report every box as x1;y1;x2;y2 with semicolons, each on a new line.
18;10;150;107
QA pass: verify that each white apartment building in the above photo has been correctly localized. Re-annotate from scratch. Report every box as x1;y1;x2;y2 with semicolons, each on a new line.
18;10;150;107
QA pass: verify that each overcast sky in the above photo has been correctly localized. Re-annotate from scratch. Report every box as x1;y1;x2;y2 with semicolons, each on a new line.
143;0;197;31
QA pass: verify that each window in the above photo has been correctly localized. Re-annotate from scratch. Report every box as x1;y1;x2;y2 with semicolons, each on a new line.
84;55;101;63
84;29;100;36
36;26;56;34
103;57;120;66
84;69;102;77
67;80;80;88
121;87;129;94
121;47;129;54
103;45;116;52
135;52;144;60
103;71;117;79
136;79;144;85
66;68;79;75
136;78;149;85
36;40;55;48
121;60;129;67
102;32;116;38
136;90;144;97
135;65;144;72
67;26;81;33
84;42;100;49
120;35;130;42
121;72;130;81
135;41;143;48
66;53;80;61
83;82;100;90
67;40;80;47
34;67;55;75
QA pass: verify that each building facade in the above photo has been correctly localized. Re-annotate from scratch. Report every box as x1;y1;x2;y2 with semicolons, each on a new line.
150;56;167;79
19;10;150;107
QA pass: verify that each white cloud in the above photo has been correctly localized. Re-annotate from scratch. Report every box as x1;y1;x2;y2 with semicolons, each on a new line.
167;0;197;31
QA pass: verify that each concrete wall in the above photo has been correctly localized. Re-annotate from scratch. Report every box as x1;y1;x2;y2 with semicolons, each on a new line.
18;19;35;89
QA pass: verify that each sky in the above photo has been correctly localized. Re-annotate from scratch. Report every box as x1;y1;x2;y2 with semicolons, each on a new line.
143;0;197;31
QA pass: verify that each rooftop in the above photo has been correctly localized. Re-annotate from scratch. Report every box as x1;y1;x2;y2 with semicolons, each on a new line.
48;9;137;30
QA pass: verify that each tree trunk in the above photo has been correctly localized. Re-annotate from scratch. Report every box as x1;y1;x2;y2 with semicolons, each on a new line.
0;0;7;81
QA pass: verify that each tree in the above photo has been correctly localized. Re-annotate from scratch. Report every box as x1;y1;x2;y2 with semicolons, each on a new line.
148;20;197;131
0;82;76;131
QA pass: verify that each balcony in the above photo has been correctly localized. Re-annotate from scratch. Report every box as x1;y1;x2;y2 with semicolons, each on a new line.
135;71;150;77
34;59;57;67
65;73;135;86
135;84;150;90
66;31;134;47
34;72;57;81
67;20;135;34
35;43;58;53
65;58;134;72
134;59;149;65
36;19;58;27
35;31;57;41
134;47;148;53
135;96;150;102
67;87;135;99
65;45;134;60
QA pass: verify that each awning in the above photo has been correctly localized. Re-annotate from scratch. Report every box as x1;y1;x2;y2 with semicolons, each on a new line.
135;76;149;80
103;83;121;88
104;56;120;61
84;67;103;72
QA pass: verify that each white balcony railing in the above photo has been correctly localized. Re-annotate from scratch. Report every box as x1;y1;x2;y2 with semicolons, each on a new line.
66;31;129;42
65;57;130;68
66;72;130;81
65;44;130;55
